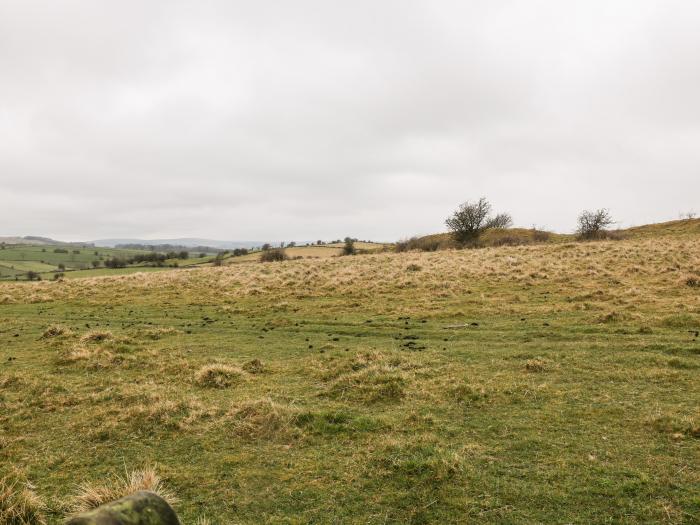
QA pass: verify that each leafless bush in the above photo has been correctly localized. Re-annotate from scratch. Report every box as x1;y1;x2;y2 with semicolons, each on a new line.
576;209;615;240
446;198;512;245
260;248;288;262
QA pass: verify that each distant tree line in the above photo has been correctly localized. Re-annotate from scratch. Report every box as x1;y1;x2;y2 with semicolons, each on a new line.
115;243;224;253
104;251;189;268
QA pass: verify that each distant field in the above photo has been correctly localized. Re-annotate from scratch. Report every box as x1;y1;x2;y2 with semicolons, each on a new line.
224;243;388;265
0;260;57;273
0;244;211;280
53;266;177;279
1;234;698;523
0;245;149;280
327;241;391;251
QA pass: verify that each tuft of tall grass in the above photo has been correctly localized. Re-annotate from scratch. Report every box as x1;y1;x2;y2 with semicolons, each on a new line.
0;475;46;525
69;468;177;514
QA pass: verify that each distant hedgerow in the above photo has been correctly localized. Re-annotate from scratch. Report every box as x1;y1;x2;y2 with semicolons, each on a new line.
260;248;288;262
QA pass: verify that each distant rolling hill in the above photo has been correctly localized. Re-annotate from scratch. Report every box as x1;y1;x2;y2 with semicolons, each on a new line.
0;236;81;246
92;238;265;250
412;218;700;248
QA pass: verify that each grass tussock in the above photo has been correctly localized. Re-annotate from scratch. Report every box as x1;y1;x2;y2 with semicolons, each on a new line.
242;358;265;374
41;324;71;339
60;345;119;368
0;475;46;525
374;441;467;483
194;364;244;388
319;351;412;403
70;468;177;514
525;358;550;373
79;330;114;344
226;398;300;440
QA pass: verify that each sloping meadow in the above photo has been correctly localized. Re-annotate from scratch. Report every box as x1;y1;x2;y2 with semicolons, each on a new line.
0;237;698;523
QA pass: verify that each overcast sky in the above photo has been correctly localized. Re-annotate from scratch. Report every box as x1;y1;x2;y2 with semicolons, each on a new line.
1;1;699;242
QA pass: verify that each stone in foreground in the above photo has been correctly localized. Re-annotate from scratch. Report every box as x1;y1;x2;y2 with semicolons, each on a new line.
66;491;180;525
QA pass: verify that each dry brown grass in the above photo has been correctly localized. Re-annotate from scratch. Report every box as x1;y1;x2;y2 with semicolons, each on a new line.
242;358;265;374
225;398;300;440
2;238;697;323
194;364;244;388
0;475;46;525
79;330;113;344
40;324;71;339
69;468;177;514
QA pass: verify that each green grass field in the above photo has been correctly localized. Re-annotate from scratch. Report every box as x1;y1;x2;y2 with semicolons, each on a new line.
1;233;699;524
0;244;216;281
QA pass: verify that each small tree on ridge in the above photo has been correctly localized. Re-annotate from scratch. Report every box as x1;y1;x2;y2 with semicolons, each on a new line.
577;209;614;239
446;197;512;245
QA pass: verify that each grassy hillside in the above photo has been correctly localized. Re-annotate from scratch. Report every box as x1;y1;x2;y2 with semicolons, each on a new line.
1;235;699;523
623;218;700;239
413;228;570;249
412;218;700;249
223;243;388;265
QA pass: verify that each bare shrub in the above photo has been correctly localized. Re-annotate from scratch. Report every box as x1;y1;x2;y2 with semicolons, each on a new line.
341;237;356;256
577;209;615;239
259;248;288;263
446;197;512;246
395;237;443;252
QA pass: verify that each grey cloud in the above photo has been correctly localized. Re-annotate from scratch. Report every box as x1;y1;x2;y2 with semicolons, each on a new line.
1;0;698;241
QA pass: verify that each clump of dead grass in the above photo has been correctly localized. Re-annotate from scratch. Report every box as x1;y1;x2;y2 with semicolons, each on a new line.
226;398;300;440
79;330;114;343
242;358;265;374
0;475;46;525
69;467;177;514
59;345;120;369
194;364;244;388
41;324;71;339
117;396;219;433
525;358;550;373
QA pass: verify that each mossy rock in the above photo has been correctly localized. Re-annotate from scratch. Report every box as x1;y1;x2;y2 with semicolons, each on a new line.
66;491;180;525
